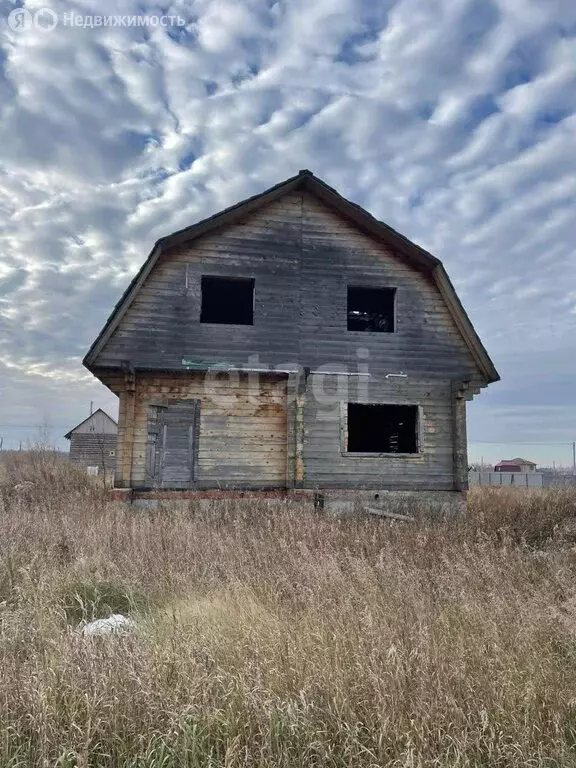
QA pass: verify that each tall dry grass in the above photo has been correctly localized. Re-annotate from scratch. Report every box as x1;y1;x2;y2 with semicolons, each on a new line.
2;456;576;766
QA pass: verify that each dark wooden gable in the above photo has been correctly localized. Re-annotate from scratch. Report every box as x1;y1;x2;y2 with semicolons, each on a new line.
84;171;498;385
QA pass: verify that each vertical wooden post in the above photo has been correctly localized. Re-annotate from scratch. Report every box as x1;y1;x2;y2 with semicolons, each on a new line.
295;368;310;489
451;380;469;491
286;373;297;489
286;368;307;489
114;391;126;488
118;365;136;489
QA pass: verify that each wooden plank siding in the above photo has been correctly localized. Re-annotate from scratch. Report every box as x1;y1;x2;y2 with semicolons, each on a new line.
302;377;456;490
69;434;117;472
68;410;117;436
92;189;486;490
299;195;480;382
94;192;482;383
107;373;287;489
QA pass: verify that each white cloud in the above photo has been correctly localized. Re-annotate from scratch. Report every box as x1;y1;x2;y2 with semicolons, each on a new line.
0;0;574;455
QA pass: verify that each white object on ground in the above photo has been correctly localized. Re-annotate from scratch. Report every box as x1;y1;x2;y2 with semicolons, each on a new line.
81;614;135;636
14;482;35;492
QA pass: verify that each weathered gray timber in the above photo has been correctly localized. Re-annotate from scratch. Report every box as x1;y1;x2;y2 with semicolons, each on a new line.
130;373;287;490
83;171;499;495
90;194;483;380
64;409;117;475
146;399;200;488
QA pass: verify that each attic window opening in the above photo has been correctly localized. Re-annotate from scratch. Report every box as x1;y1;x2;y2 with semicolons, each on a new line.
200;276;254;325
347;286;395;332
347;403;418;454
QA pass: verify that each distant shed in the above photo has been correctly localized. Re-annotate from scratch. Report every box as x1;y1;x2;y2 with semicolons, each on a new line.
64;409;118;476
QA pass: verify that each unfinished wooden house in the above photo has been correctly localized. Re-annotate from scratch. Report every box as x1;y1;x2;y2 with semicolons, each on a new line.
64;409;117;477
83;170;499;508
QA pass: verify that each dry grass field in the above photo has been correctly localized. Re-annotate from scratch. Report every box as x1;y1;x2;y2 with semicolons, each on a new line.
2;451;576;766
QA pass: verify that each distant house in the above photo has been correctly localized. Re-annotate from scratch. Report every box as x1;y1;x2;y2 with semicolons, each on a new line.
64;409;117;477
494;458;537;473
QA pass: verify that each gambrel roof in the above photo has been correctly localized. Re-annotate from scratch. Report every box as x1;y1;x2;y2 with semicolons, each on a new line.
84;170;499;383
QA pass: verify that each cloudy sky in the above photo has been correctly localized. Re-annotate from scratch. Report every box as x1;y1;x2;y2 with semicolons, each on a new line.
0;0;575;465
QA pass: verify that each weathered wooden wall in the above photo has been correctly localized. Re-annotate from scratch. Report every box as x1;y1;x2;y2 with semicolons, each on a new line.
302;376;455;490
93;191;481;383
93;189;483;490
69;433;117;472
107;373;287;489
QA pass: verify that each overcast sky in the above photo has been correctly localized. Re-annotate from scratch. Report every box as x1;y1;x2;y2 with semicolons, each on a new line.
0;0;575;465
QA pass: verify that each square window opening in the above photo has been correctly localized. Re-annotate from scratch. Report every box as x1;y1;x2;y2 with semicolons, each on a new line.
347;403;418;454
200;276;254;325
347;286;395;332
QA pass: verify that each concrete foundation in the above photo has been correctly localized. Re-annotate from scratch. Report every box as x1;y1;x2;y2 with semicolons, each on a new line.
321;489;466;518
110;487;465;518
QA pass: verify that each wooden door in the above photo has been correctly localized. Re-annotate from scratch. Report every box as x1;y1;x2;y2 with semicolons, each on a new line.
146;400;200;488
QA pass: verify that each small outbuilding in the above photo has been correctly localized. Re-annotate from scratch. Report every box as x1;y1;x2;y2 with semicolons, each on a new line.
494;458;537;473
64;409;118;478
